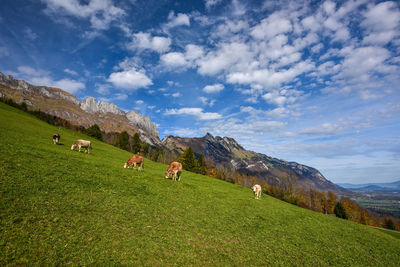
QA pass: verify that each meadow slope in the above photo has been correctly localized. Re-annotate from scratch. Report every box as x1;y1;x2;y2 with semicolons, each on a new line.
0;102;399;266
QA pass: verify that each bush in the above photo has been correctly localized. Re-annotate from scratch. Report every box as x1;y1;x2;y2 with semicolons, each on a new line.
86;124;103;141
334;202;348;219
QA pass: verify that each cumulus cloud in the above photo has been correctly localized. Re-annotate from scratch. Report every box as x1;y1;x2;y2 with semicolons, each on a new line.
163;12;190;31
165;107;221;120
42;0;125;30
128;32;171;53
160;52;188;68
108;68;153;90
203;83;224;93
250;12;292;40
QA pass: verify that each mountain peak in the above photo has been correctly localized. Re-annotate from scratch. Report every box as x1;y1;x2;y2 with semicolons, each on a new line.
80;97;125;116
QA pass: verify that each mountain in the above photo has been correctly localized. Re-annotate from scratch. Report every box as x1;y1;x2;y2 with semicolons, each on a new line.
162;133;342;192
338;181;400;193
0;72;160;145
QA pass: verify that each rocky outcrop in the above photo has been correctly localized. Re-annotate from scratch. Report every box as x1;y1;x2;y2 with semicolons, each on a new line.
162;133;342;192
126;110;160;141
80;97;125;116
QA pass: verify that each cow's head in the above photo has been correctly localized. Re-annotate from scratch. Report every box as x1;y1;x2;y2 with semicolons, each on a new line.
124;162;128;168
71;144;77;150
165;170;171;179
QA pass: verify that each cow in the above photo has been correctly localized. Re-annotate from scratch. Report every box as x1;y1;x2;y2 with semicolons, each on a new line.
53;133;60;144
124;154;144;171
252;184;262;199
71;139;92;154
165;161;182;181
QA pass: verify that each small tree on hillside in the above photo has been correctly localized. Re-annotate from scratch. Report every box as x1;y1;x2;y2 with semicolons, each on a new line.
179;147;198;172
197;154;207;175
116;131;130;151
132;133;141;154
86;124;103;141
334;202;348;219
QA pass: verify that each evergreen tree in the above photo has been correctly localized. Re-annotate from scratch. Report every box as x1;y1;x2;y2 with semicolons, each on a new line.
86;124;103;141
132;133;142;154
334;202;348;219
197;154;207;175
116;131;130;150
179;147;198;172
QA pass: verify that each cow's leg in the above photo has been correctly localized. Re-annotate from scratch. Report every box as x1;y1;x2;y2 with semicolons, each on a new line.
78;145;81;152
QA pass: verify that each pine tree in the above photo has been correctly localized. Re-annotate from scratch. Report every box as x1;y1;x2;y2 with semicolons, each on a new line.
197;154;207;175
334;202;348;219
179;147;198;172
86;124;103;141
116;131;130;150
132;133;141;154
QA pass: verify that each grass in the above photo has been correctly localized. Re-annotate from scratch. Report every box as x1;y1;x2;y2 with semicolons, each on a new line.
0;102;400;265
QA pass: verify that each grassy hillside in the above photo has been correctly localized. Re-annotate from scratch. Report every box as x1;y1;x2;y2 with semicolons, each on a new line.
0;102;399;266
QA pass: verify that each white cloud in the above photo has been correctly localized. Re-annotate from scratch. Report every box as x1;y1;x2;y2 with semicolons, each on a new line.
361;1;400;45
165;107;221;120
31;76;85;94
128;32;171;53
136;100;144;104
203;83;224;93
160;52;188;68
205;0;223;9
108;68;153;90
199;96;216;107
250;12;292;40
164;12;190;31
172;92;181;98
13;65;85;94
42;0;125;30
64;68;78;76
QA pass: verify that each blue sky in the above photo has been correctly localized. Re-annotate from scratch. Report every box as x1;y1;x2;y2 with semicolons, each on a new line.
1;0;400;184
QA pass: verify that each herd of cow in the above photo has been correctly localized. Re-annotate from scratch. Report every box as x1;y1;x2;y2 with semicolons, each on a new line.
53;133;262;198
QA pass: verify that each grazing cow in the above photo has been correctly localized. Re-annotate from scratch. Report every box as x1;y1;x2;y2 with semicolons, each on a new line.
71;139;92;154
53;133;60;144
252;184;262;199
165;161;182;181
124;155;144;171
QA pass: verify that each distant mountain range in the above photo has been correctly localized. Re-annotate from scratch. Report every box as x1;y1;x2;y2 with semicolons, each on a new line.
338;181;400;193
0;71;342;193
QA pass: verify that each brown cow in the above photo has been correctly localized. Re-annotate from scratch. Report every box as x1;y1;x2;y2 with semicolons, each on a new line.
53;133;60;144
124;155;144;171
165;161;182;181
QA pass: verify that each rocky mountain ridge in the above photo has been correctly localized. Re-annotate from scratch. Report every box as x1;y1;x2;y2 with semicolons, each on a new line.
0;72;160;145
162;133;342;192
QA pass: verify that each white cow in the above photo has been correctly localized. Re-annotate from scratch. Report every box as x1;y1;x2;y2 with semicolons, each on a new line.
252;184;262;199
71;139;92;154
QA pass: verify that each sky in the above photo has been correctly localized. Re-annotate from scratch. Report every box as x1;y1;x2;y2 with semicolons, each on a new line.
1;0;400;184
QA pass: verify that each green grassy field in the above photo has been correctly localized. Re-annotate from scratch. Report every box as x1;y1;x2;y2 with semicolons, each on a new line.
1;102;400;266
